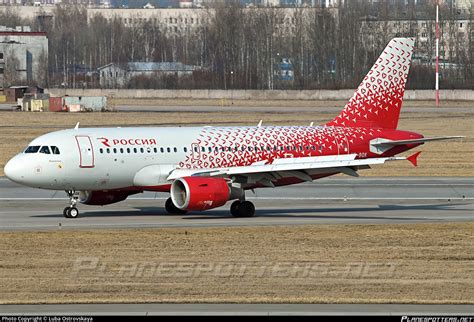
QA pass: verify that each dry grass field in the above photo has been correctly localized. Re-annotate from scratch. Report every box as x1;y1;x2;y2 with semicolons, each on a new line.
0;223;472;304
0;105;472;176
109;98;474;108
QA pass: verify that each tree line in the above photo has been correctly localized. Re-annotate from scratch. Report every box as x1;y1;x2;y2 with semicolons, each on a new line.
1;1;472;89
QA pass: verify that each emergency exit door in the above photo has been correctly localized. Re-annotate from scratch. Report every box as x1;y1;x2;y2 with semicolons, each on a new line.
75;136;95;168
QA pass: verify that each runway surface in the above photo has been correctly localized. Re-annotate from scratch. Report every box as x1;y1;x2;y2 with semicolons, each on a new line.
1;303;474;315
0;177;472;231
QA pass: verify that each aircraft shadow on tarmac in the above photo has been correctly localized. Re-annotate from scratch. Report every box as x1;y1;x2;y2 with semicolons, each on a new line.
30;202;470;220
182;203;469;220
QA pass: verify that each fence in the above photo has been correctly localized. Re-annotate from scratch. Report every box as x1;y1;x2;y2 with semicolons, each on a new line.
45;89;474;101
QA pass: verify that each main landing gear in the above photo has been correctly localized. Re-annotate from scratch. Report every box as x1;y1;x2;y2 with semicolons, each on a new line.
165;197;187;215
230;200;255;218
63;190;80;219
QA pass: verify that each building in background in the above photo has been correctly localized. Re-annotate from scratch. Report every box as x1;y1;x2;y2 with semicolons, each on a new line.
97;61;200;88
275;58;294;81
360;13;471;63
0;26;48;88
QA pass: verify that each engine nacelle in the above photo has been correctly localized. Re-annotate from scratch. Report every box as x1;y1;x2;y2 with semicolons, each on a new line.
79;190;138;206
171;177;232;211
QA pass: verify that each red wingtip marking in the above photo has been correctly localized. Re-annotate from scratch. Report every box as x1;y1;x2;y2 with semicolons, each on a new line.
407;151;421;167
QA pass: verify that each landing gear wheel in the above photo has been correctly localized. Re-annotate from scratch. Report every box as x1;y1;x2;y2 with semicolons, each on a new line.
230;200;241;217
165;197;187;215
64;207;79;219
64;190;80;219
231;201;255;218
238;201;255;217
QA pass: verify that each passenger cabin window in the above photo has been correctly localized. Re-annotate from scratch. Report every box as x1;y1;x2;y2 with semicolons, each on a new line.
39;146;51;154
50;146;60;154
24;146;40;153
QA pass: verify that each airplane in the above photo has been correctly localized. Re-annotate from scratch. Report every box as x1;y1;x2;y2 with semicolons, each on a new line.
4;37;463;219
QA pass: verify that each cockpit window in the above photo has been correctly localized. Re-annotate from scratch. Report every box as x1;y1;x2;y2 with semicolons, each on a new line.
39;146;51;154
24;146;40;153
50;146;60;155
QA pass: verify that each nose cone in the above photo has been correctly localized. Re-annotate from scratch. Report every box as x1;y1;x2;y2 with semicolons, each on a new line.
4;157;24;183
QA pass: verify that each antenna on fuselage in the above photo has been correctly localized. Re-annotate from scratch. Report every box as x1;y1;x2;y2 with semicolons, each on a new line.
310;122;314;126
257;120;262;127
74;122;80;130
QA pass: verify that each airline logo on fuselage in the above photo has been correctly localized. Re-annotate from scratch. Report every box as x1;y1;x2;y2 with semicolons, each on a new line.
98;137;157;147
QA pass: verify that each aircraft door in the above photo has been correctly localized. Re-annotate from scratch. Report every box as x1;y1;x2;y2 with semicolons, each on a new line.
75;136;95;168
340;133;350;154
333;134;340;155
191;142;201;162
334;132;350;155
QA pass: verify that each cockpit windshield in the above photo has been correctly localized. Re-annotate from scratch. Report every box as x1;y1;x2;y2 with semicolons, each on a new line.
24;146;40;153
39;146;51;154
24;146;60;154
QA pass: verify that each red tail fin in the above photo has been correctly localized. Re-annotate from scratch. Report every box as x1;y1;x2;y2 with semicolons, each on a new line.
327;38;415;129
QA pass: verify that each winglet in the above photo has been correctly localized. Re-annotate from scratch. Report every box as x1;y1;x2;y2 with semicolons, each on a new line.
407;151;421;167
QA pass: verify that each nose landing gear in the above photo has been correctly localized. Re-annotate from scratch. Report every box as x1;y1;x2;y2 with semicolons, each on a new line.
63;190;80;218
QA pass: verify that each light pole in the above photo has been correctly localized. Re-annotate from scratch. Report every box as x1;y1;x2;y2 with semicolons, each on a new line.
230;70;234;105
435;1;439;106
275;52;280;90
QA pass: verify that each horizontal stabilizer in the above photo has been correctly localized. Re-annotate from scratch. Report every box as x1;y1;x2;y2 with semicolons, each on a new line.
371;136;464;146
370;136;464;154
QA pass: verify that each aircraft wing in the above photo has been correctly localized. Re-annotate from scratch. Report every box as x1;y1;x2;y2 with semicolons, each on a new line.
167;154;408;185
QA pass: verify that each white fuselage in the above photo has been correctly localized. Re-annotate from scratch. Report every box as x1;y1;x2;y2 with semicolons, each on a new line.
5;125;370;191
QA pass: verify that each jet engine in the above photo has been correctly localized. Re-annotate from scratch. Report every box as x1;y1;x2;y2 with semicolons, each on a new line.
79;190;140;206
171;177;241;211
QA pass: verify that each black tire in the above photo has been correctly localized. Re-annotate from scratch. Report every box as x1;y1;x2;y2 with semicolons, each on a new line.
165;197;187;215
66;207;79;219
230;200;241;217
236;201;255;218
63;207;69;218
